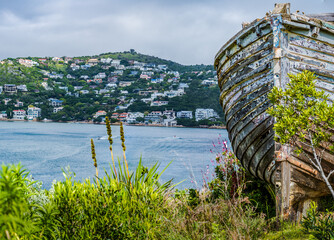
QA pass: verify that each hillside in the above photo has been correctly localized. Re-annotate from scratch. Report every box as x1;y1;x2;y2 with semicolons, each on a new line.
0;51;223;126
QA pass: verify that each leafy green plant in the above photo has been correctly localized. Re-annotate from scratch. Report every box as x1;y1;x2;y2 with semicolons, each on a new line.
301;201;334;240
267;70;334;198
0;164;59;240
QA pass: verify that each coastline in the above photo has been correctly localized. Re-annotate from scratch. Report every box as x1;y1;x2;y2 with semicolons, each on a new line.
0;118;226;129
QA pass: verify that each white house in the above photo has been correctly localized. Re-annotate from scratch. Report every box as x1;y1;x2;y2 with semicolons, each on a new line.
126;112;144;123
150;101;168;107
177;111;193;119
195;108;219;121
13;110;26;120
27;106;41;120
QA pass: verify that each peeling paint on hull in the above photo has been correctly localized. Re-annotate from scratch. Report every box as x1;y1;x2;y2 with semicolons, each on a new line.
214;9;334;202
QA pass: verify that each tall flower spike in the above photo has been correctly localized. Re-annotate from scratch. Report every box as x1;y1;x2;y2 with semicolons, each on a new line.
105;117;117;181
91;139;99;181
120;122;130;179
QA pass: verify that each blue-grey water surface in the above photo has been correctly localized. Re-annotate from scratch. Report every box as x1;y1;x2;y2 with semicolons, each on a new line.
0;121;229;189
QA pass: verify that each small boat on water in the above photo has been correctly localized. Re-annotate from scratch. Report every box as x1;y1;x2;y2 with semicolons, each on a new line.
214;3;334;220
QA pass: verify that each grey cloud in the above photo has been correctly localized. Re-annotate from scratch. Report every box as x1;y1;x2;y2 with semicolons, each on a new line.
0;0;333;64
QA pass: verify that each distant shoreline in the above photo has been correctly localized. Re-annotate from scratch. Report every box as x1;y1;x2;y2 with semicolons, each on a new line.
0;118;226;129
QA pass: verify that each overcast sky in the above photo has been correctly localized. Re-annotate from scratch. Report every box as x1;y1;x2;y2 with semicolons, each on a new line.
0;0;333;65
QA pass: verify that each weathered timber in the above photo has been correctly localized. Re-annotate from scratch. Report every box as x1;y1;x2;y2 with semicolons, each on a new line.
214;3;334;221
307;13;334;23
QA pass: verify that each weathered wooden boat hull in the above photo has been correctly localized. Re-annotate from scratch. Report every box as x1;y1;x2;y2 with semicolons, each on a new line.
214;4;334;219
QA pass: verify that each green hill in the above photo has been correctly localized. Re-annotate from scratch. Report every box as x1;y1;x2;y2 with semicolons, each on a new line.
0;51;222;125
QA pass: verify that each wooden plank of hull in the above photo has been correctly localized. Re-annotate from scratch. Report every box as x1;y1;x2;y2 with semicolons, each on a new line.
234;115;273;159
219;51;273;92
221;72;273;111
223;73;273;113
227;94;271;132
288;34;334;57
307;13;334;23
235;117;274;178
242;127;274;174
229;110;270;146
217;33;273;79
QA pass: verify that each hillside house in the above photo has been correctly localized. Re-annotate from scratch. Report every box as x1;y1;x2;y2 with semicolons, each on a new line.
4;84;17;94
64;57;73;63
52;57;62;62
95;72;106;79
100;58;112;64
111;113;119;119
151;78;163;84
17;85;28;92
80;90;90;94
119;81;133;87
163;109;175;119
126;112;144;123
73;86;83;91
141;98;152;104
176;111;193;119
106;83;117;89
81;64;91;70
27;106;41;120
66;74;75;79
195;109;219;121
87;58;99;66
49;98;63;107
140;74;150;80
18;59;38;67
150;101;168;107
70;63;80;71
14;101;24;108
93;110;107;119
163;119;177;127
201;79;217;86
13;110;26;120
145;111;162;124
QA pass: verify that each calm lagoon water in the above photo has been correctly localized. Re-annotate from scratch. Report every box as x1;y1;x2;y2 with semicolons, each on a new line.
0;121;229;189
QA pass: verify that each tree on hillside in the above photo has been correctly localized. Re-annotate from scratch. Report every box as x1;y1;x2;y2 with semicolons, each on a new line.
267;70;334;198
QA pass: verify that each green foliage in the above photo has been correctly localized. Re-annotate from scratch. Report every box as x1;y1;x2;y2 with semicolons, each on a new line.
301;201;334;240
261;222;311;240
160;191;267;240
0;164;59;239
50;159;173;239
0;164;34;239
267;70;334;151
267;70;334;198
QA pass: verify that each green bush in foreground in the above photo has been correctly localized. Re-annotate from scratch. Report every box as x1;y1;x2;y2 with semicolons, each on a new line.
301;201;334;240
50;159;172;239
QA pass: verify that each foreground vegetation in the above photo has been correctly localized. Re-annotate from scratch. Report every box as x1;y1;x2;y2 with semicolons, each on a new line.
1;121;332;240
2;71;334;239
